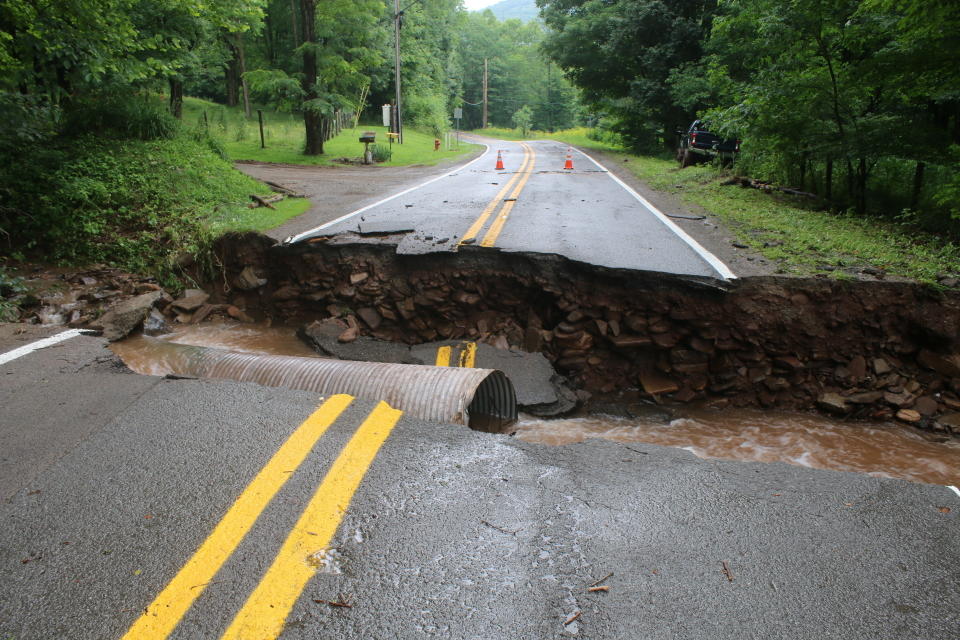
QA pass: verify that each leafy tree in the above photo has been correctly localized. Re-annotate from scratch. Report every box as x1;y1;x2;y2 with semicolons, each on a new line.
701;0;956;215
300;0;384;153
512;104;533;136
538;0;717;150
457;10;579;132
0;0;141;99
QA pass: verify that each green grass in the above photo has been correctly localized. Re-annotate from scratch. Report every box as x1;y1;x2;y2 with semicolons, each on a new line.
209;197;311;234
617;155;960;284
184;97;481;167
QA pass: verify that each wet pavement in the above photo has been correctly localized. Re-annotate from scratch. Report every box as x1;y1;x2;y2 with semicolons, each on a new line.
114;323;960;488
2;330;959;639
293;140;734;280
2;328;959;639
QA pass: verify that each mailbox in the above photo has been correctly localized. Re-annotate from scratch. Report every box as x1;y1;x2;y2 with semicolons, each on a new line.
359;131;376;143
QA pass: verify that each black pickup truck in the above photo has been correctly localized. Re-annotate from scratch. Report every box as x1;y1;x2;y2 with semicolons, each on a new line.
676;120;740;167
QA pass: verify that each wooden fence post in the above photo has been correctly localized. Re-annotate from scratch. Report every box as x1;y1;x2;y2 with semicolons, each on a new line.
257;109;265;148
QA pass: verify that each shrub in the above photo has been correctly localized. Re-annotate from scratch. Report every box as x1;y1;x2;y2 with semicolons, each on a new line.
62;93;179;141
370;143;392;163
0;266;25;321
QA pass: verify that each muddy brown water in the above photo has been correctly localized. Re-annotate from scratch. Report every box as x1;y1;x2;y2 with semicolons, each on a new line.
112;323;960;487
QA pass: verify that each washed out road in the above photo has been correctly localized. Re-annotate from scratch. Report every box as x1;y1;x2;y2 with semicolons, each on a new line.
290;138;735;280
1;329;958;639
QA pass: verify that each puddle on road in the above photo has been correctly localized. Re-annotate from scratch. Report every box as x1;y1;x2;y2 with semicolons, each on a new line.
112;323;960;486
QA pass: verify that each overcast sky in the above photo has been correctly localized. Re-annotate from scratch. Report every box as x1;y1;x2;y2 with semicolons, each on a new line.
463;0;502;10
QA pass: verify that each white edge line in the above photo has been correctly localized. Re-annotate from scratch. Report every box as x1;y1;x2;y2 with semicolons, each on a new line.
0;329;86;367
569;144;737;280
285;143;492;244
948;485;960;498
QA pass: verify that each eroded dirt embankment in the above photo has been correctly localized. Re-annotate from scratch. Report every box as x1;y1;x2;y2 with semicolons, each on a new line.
210;232;960;434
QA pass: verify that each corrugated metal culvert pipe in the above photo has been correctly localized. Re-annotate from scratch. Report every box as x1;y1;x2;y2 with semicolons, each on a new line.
159;344;518;432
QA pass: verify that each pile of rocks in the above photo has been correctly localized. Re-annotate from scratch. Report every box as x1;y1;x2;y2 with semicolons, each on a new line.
8;267;166;328
212;233;960;435
91;288;257;341
6;264;259;341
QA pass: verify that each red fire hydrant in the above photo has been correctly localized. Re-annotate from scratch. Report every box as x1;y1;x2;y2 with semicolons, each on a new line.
434;138;441;151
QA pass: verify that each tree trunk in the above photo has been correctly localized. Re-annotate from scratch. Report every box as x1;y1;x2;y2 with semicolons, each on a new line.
846;158;855;206
263;11;275;65
911;161;925;209
225;36;240;107
290;0;300;47
169;77;183;119
825;157;833;202
300;0;323;155
856;156;867;215
237;33;251;119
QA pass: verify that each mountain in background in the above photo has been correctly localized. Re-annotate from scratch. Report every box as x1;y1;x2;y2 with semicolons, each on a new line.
479;0;539;22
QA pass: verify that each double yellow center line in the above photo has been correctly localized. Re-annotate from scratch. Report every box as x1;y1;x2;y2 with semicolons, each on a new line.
434;341;477;368
460;142;536;248
122;395;402;639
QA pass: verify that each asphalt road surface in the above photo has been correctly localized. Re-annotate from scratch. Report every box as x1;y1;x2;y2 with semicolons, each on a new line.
289;139;735;280
1;329;958;639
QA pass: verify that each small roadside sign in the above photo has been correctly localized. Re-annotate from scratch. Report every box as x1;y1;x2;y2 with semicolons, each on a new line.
454;107;463;120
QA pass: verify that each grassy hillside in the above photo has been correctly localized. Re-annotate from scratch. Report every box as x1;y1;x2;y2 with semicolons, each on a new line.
0;97;309;286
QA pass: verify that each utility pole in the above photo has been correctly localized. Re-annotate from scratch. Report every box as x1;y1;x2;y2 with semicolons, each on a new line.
393;0;403;143
546;62;552;132
482;58;488;129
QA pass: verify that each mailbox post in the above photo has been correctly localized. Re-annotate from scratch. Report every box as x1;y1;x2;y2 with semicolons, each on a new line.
360;131;376;164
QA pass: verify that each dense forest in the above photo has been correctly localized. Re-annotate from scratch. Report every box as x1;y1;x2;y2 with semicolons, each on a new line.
0;0;958;274
539;0;960;223
0;0;578;274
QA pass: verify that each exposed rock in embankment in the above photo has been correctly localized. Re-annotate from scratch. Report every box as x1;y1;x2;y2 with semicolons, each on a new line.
210;231;960;434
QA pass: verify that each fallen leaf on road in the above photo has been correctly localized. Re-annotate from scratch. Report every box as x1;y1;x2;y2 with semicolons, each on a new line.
589;571;613;587
564;611;581;626
314;594;353;608
938;506;951;514
588;586;609;593
722;561;734;582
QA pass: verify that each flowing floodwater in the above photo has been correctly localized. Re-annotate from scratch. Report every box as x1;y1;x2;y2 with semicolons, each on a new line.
514;411;960;486
112;323;960;486
111;323;317;376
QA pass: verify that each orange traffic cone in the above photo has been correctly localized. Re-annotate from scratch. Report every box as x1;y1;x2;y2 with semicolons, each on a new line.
563;148;574;170
495;150;505;170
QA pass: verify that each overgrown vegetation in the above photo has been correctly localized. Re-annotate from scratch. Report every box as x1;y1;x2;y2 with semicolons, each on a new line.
0;266;26;321
0;95;305;286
